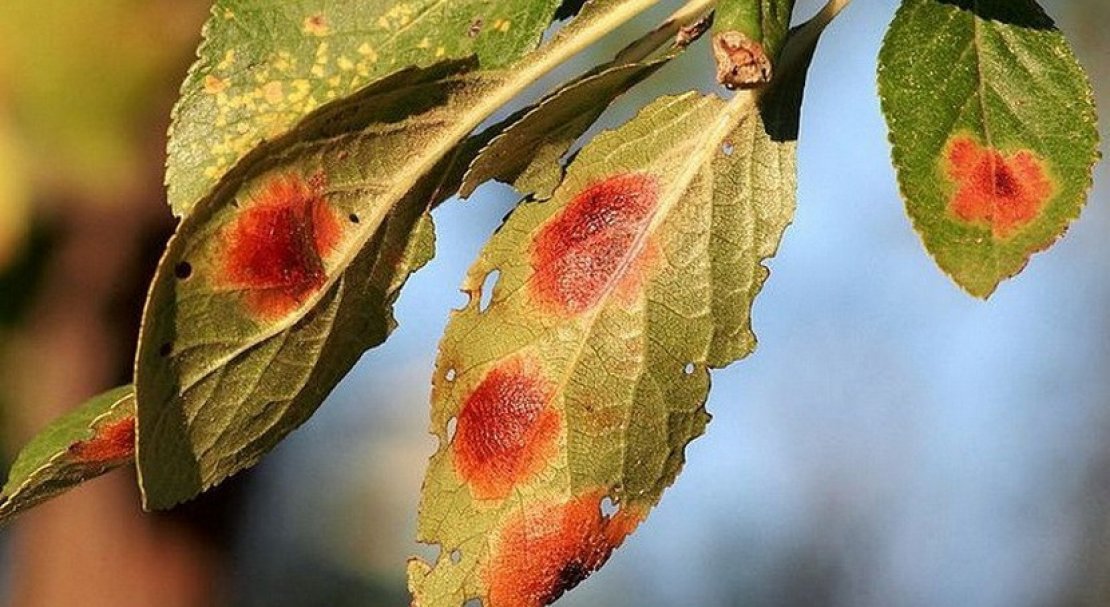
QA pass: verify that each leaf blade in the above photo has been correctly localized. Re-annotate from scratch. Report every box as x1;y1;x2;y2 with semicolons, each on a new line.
0;386;135;526
878;0;1100;297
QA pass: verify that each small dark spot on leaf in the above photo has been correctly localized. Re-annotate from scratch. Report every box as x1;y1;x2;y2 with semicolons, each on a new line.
349;213;360;224
174;261;193;280
468;18;483;38
160;343;173;357
547;560;591;604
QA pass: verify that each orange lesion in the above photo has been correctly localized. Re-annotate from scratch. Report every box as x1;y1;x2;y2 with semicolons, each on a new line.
530;173;661;316
483;490;645;607
942;135;1054;239
217;172;343;320
453;356;560;501
68;417;135;463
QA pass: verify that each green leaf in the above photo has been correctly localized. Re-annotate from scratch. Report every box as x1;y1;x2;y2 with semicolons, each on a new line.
460;3;714;200
137;0;687;510
410;93;791;607
878;0;1100;298
0;386;135;526
407;8;839;602
167;0;565;216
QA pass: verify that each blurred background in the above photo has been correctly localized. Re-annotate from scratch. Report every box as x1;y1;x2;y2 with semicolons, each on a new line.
0;0;1107;605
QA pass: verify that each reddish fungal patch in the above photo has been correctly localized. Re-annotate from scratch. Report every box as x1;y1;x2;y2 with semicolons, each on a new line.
484;491;644;607
943;136;1054;239
531;173;660;315
68;417;135;463
219;173;342;319
453;357;559;500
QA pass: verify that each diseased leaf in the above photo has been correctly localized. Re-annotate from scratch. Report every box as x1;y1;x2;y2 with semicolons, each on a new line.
137;0;682;510
167;0;565;216
408;10;840;604
461;3;714;200
1;386;135;526
878;0;1100;298
408;9;838;604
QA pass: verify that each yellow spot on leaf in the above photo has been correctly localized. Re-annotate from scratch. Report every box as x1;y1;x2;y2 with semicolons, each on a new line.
204;75;228;94
358;43;379;63
337;56;355;71
435;46;446;58
262;82;283;104
217;50;236;70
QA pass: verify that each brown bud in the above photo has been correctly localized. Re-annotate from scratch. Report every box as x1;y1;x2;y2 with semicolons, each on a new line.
712;31;773;90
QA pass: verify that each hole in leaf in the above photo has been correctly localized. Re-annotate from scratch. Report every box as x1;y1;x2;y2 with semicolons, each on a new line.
445;367;457;382
159;343;173;357
600;496;619;518
174;261;193;280
463;599;482;607
722;142;735;156
348;213;360;224
478;269;500;313
683;362;696;376
450;548;462;564
446;417;458;442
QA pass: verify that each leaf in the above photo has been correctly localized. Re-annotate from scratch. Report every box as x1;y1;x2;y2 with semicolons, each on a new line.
878;0;1100;298
460;3;714;200
166;0;566;216
0;386;135;526
137;0;685;510
407;10;837;603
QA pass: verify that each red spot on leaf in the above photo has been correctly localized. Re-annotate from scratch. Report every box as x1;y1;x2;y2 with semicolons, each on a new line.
531;173;660;315
68;417;135;463
453;356;559;500
944;136;1054;238
485;490;644;607
219;173;342;319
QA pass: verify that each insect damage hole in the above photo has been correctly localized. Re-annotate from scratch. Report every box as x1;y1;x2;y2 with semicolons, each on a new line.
445;367;458;382
600;496;620;518
478;269;500;313
683;362;696;376
450;548;463;564
348;213;360;224
722;142;735;156
463;599;482;607
446;417;458;443
174;261;193;280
